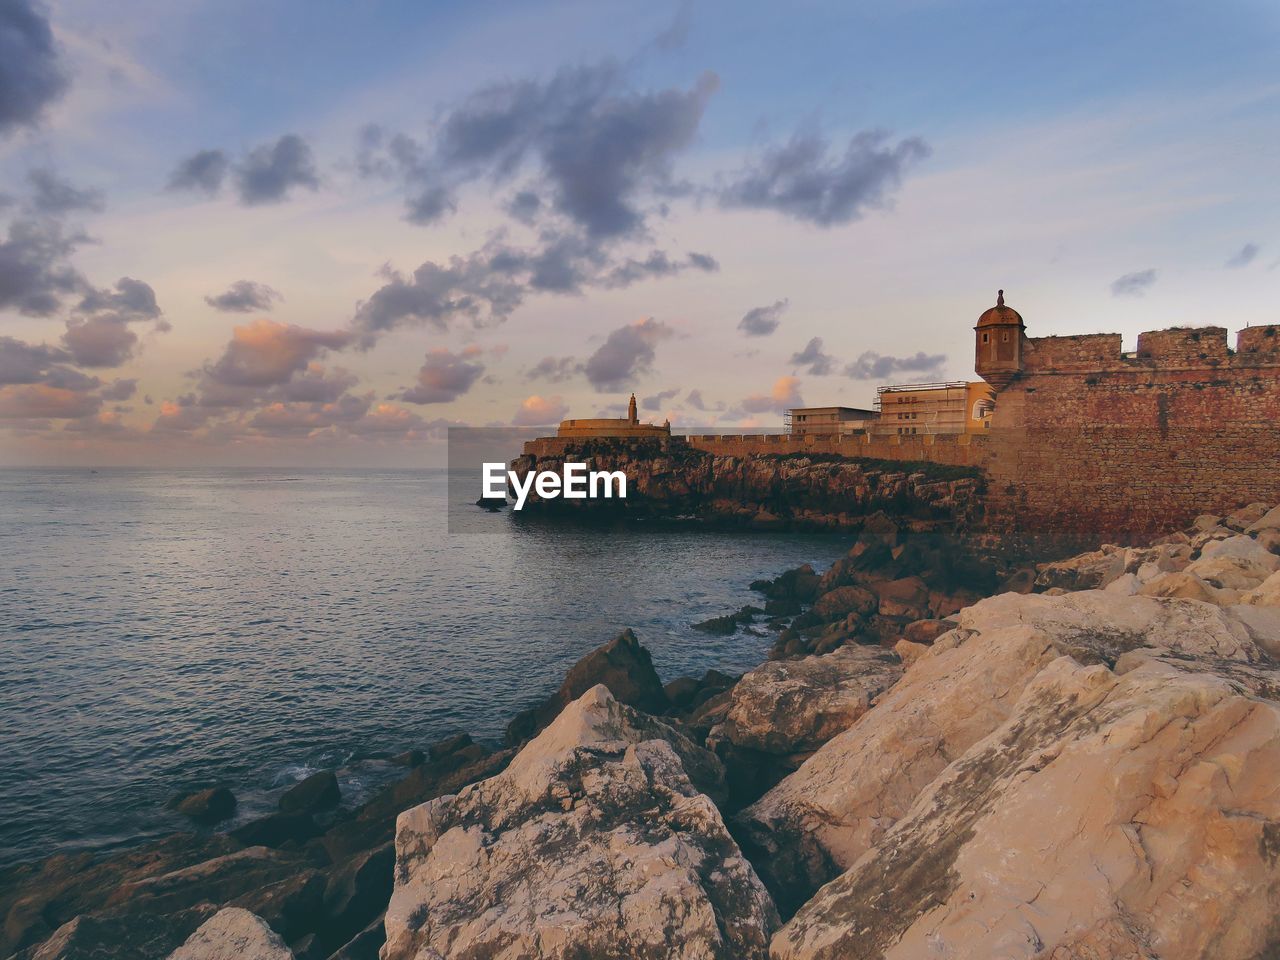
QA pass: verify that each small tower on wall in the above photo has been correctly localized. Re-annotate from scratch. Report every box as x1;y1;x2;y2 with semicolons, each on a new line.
627;393;638;424
974;289;1025;390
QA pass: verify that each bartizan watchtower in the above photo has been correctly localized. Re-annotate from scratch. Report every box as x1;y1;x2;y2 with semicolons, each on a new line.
974;289;1025;390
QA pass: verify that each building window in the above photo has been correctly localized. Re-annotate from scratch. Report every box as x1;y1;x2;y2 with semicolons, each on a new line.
982;333;989;343
1002;332;1009;342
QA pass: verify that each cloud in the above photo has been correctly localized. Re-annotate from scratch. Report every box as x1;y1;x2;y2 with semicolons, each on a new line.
0;335;113;420
738;298;788;337
719;129;929;227
0;383;100;420
740;375;803;414
844;350;946;381
0;335;70;384
525;355;578;383
0;216;89;316
790;336;836;375
100;378;137;401
61;277;166;368
0;0;67;136
601;249;718;287
351;233;709;342
1110;268;1158;297
685;388;707;410
167;149;230;194
583;317;675;391
26;169;104;215
201;319;353;389
1225;243;1260;269
394;347;485;404
236;134;320;205
360;61;718;238
641;387;679;411
204;280;283;313
512;394;569;426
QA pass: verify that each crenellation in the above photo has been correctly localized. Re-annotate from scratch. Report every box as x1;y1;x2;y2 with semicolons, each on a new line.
1135;326;1230;366
1236;324;1280;355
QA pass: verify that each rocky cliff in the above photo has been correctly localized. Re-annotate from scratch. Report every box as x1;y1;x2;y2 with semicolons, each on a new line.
507;441;984;532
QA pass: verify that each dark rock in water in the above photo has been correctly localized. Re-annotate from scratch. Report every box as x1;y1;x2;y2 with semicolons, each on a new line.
230;869;325;943
232;811;321;848
505;628;669;746
319;844;394;952
692;604;765;635
475;496;507;511
663;676;701;710
426;732;473;762
103;846;312;917
326;914;386;960
279;770;340;815
753;564;821;604
169;786;237;824
11;903;218;960
390;749;424;768
763;596;801;616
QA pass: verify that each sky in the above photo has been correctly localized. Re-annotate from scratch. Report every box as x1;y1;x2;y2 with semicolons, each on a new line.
1;0;1277;466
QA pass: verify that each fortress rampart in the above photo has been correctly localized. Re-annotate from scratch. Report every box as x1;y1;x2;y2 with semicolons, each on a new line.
520;299;1280;552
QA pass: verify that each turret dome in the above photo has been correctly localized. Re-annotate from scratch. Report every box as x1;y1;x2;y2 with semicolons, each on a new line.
977;289;1023;328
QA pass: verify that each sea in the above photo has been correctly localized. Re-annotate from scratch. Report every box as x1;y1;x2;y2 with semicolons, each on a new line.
0;468;851;868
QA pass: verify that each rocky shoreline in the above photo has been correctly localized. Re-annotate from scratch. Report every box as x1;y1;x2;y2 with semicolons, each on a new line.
5;502;1280;958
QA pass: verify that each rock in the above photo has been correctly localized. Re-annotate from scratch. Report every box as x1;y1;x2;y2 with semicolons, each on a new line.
1102;571;1140;594
810;585;876;623
426;733;472;762
389;749;424;768
168;787;237;825
1138;571;1226;604
737;591;1264;914
770;649;1280;960
1185;535;1280;590
892;639;930;667
17;904;218;960
231;812;320;849
382;686;776;960
1190;513;1224;532
229;870;325;944
1246;504;1280;534
1223;500;1272;531
1242;571;1280;606
1226;604;1280;659
318;844;394;952
506;628;669;746
663;676;701;710
104;846;312;917
325;915;384;960
870;576;930;620
1034;544;1128;591
901;618;955;645
710;646;901;757
278;771;340;815
167;907;294;960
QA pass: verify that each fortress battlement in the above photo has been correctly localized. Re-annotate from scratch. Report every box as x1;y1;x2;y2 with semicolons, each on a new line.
1019;325;1280;373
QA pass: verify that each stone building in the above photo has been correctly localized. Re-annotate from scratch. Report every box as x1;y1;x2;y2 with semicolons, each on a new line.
553;393;671;440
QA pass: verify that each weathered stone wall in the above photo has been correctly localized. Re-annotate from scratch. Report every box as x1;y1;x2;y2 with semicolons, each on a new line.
683;432;987;467
984;325;1280;550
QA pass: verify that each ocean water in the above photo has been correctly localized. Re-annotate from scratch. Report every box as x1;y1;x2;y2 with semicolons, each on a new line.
0;468;850;868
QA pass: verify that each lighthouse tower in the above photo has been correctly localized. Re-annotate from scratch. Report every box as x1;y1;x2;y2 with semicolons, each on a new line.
974;289;1025;391
627;393;638;424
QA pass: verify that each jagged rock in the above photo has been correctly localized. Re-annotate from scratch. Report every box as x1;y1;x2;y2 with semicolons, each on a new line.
737;591;1263;914
505;628;668;745
870;576;930;620
1138;571;1229;604
1184;535;1280;590
426;733;472;761
278;771;340;815
1242;571;1280;606
16;904;218;960
663;675;701;710
1247;504;1280;535
169;787;237;824
229;870;324;944
892;639;930;667
1227;604;1280;658
1034;544;1128;591
1223;501;1273;531
231;812;320;849
901;618;955;644
810;585;876;623
390;749;424;768
104;846;312;917
709;646;901;757
167;907;294;959
382;686;775;960
770;648;1280;960
318;844;393;951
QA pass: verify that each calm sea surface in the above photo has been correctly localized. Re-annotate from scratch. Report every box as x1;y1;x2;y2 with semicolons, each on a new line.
0;468;849;867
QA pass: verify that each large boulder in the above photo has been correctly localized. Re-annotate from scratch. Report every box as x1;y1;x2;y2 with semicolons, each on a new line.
16;904;218;960
737;591;1263;914
810;585;876;623
770;649;1280;960
278;770;340;815
505;628;668;745
1034;544;1128;591
710;645;901;757
382;685;776;960
169;787;237;824
167;907;294;959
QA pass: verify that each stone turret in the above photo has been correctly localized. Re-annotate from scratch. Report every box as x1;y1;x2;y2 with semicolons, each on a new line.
974;289;1025;390
628;393;638;424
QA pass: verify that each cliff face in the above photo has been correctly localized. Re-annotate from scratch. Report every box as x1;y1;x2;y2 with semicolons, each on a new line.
507;442;984;532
